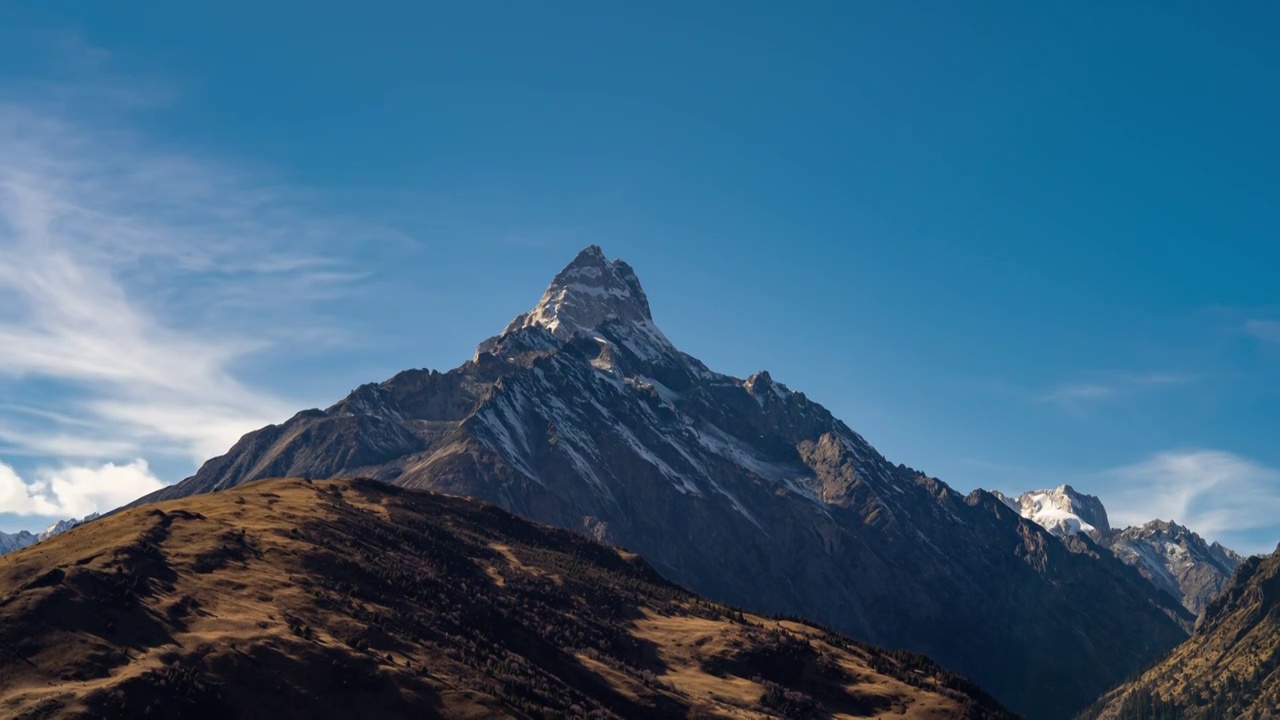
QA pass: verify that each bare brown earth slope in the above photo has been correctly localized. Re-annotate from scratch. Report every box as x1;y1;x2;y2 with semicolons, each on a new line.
1081;546;1280;720
0;477;1014;720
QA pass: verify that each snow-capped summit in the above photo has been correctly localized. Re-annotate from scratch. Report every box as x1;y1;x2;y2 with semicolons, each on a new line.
0;513;99;556
993;482;1244;618
494;245;676;369
995;484;1110;536
37;513;99;541
505;245;662;339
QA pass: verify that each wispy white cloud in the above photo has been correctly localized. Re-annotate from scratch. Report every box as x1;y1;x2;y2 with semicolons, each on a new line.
1103;450;1280;555
0;424;141;461
1244;319;1280;344
0;107;303;464
1036;372;1193;407
0;39;396;518
1037;383;1117;404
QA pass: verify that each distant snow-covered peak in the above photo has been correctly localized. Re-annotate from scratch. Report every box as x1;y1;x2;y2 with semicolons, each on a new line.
1104;518;1245;616
0;512;97;556
1117;519;1243;571
993;484;1245;616
0;530;37;555
996;484;1111;536
37;513;99;542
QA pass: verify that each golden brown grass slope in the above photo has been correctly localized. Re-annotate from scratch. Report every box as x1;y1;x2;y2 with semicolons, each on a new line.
0;478;1015;720
1081;548;1280;720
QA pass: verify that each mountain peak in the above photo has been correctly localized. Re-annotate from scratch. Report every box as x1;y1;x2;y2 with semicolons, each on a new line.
500;246;669;356
998;485;1111;536
1;513;98;556
569;243;607;264
130;243;1193;717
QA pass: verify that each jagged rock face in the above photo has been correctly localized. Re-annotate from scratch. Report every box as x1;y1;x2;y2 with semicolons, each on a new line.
1097;520;1244;618
502;245;661;345
134;246;1190;719
993;485;1243;619
1084;546;1280;719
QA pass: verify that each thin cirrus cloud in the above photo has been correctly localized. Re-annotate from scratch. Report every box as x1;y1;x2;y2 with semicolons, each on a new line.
1035;372;1192;407
0;55;394;520
1102;449;1280;556
1244;319;1280;344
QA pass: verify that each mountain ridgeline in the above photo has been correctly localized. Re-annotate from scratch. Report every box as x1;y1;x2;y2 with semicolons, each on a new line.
1082;545;1280;719
0;514;99;556
133;246;1191;718
994;485;1243;619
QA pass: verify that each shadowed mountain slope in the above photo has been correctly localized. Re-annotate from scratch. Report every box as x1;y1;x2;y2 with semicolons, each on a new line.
1082;546;1280;720
0;477;1014;720
130;246;1188;719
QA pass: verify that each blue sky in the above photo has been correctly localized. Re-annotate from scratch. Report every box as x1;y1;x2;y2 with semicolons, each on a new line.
1;2;1278;553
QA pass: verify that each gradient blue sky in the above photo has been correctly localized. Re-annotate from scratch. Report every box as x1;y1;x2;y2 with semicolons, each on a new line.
1;2;1278;552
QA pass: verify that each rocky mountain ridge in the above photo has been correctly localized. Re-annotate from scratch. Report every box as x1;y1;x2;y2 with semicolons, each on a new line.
0;513;99;556
1099;520;1244;619
0;529;35;555
130;245;1191;719
994;485;1242;617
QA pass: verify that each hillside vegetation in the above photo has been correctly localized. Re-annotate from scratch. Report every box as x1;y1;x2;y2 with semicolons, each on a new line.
1082;548;1280;720
0;477;1014;719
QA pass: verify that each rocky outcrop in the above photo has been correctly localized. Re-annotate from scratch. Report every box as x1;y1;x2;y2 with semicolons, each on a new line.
1097;520;1244;618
